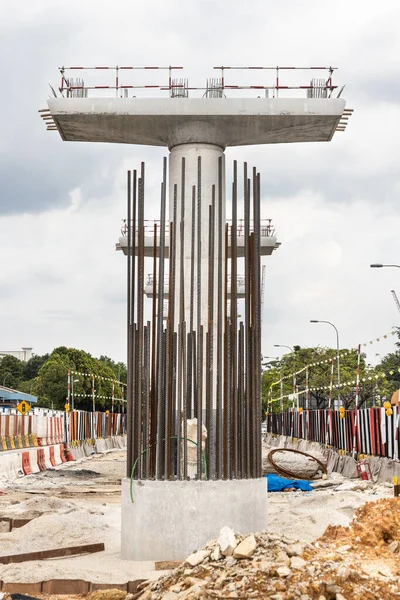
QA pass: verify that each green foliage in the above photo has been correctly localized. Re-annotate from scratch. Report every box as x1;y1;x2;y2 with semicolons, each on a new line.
1;348;126;411
263;346;374;413
0;355;24;389
23;354;49;380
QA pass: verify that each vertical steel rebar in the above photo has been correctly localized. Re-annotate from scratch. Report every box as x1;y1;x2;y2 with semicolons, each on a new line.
187;185;196;422
176;170;186;480
126;171;133;478
216;157;223;479
231;161;239;478
244;164;251;479
137;165;145;479
150;223;158;477
223;222;229;479
254;171;262;476
208;188;216;479
196;157;202;479
155;158;167;479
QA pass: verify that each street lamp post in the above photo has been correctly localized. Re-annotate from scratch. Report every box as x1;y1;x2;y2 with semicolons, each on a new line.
274;344;294;353
263;356;282;412
2;372;20;387
274;344;296;412
71;379;79;411
370;264;400;269
310;320;341;408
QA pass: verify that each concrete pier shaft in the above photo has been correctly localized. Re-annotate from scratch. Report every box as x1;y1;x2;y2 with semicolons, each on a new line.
168;142;226;410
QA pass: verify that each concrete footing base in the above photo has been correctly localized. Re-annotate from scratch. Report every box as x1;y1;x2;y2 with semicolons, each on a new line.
121;478;267;561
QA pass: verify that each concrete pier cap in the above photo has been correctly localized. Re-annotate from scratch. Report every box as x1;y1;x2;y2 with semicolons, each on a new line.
121;478;267;561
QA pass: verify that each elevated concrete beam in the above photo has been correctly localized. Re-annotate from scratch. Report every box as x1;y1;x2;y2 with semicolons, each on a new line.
47;97;345;146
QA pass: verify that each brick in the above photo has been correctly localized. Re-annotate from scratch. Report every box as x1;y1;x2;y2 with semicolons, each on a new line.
3;581;43;594
42;578;89;594
12;518;32;529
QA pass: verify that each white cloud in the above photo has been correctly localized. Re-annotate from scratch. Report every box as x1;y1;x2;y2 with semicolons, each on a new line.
1;0;400;371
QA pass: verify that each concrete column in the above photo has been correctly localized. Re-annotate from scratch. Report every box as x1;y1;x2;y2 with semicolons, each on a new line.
168;143;226;410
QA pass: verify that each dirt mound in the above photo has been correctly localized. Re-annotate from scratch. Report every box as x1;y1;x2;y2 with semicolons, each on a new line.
136;503;400;600
318;497;400;558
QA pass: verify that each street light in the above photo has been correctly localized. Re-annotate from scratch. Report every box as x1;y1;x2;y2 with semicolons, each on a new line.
274;344;294;353
2;372;20;387
71;379;79;411
370;264;400;269
310;320;341;407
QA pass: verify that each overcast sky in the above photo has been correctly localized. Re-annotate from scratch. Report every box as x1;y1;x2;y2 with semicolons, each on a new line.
1;0;399;370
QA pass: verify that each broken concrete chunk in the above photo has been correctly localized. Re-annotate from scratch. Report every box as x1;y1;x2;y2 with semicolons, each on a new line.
275;550;290;566
290;556;306;570
217;526;238;556
335;481;369;492
225;556;237;568
185;549;210;567
211;544;221;561
277;566;291;577
285;543;304;556
336;544;351;554
233;534;257;559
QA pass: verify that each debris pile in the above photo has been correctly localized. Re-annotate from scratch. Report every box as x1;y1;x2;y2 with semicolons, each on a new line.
136;499;400;599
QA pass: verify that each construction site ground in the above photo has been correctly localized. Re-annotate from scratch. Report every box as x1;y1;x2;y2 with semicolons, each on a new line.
0;448;399;599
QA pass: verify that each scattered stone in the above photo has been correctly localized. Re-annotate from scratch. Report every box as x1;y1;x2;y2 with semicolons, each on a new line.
277;566;291;577
290;555;306;570
336;594;347;600
335;481;369;492
388;540;399;553
211;544;221;561
233;534;257;559
225;556;237;568
285;543;304;556
336;544;351;554
275;549;290;566
378;564;393;578
162;593;179;600
185;549;210;567
217;526;238;556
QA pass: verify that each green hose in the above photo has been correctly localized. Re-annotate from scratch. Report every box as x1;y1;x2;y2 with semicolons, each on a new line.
130;436;208;502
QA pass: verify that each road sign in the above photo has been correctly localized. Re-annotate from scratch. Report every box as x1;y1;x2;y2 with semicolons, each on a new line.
16;401;31;415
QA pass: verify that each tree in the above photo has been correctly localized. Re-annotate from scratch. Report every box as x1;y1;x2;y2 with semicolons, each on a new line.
23;353;49;380
262;346;372;413
0;355;24;389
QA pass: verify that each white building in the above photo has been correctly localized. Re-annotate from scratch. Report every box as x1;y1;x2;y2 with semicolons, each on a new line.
0;348;33;362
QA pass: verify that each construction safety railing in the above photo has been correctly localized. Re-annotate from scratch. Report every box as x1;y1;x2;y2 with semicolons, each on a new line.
0;409;126;452
214;66;337;98
59;65;184;98
267;407;400;461
56;65;338;99
68;410;126;445
121;219;275;238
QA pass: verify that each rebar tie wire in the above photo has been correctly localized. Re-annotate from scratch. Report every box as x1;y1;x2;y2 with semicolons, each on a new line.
130;436;208;502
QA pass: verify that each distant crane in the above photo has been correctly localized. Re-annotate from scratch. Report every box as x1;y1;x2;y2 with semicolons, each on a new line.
391;290;400;315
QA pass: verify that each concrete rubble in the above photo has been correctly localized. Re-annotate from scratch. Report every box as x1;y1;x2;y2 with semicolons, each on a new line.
135;498;400;599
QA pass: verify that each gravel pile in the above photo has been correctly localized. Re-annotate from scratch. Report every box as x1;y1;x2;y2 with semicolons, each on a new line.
136;498;400;599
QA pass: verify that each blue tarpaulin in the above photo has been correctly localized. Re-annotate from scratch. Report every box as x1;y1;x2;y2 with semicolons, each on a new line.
265;473;313;492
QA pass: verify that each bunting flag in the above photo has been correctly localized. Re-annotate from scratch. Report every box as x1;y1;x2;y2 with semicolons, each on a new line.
70;370;127;386
73;393;127;402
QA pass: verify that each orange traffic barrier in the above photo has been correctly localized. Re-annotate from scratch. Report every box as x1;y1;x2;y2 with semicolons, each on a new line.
22;452;32;475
